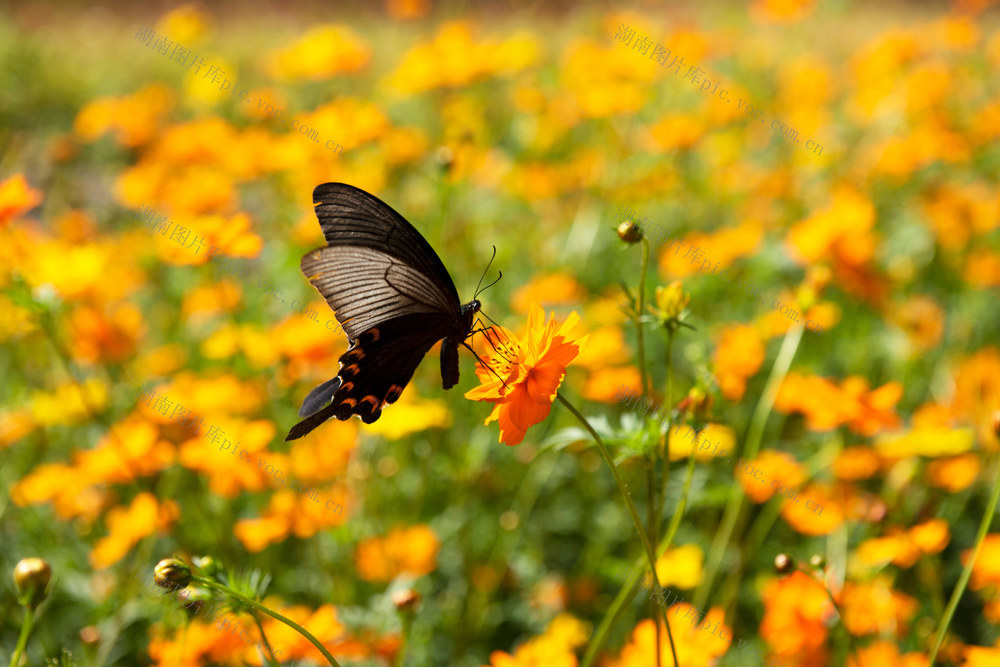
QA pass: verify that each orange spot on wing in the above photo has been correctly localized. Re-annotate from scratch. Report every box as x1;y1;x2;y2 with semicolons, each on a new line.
343;364;361;375
341;381;355;392
341;398;357;408
360;395;379;407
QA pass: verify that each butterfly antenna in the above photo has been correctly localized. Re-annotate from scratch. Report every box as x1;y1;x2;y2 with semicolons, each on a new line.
474;246;502;299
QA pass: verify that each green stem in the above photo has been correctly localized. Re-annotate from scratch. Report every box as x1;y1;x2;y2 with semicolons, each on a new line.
929;452;1000;664
663;439;699;559
557;394;679;667
646;464;662;667
396;612;414;667
637;237;650;398
251;610;278;664
9;606;35;667
192;576;341;666
696;323;803;610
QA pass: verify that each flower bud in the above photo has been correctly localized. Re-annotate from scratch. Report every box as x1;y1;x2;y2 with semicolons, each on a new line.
654;281;689;321
154;558;191;590
193;555;221;578
392;588;421;613
617;220;643;244
774;553;795;574
13;558;51;609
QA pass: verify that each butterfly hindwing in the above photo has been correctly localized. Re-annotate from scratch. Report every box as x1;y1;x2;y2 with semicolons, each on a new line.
285;313;453;440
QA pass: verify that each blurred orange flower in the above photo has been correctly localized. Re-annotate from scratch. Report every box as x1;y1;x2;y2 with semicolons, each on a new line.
775;372;902;435
90;492;179;568
234;485;350;552
604;606;730;667
511;273;585;314
266;25;371;80
712;323;765;402
966;534;1000;592
847;641;929;667
926;453;980;492
760;571;833;660
74;84;173;148
752;0;816;23
466;304;588;446
840;579;919;636
0;174;43;225
736;450;806;503
68;303;145;365
355;524;440;582
485;613;588;667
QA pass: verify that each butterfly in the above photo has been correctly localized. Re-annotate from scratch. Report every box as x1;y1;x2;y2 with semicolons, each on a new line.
284;183;487;441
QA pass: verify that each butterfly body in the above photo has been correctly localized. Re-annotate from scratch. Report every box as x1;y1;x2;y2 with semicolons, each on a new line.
285;183;479;441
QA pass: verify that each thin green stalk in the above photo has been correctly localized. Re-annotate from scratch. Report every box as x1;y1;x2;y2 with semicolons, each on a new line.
647;464;662;667
662;441;699;559
557;394;679;667
637;237;651;398
251;610;278;664
661;329;675;512
696;324;803;610
192;576;341;667
929;452;1000;664
583;328;687;667
396;611;414;667
9;606;35;667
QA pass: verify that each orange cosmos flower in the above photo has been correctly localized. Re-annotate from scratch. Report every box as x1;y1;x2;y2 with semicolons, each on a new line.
465;303;588;446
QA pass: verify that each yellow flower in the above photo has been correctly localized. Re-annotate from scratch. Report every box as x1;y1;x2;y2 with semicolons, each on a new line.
669;423;736;462
751;0;816;23
30;379;109;427
605;610;730;667
181;280;242;322
386;22;539;94
875;426;975;458
362;389;451;439
90;492;179;569
155;3;210;44
649;113;705;152
74;84;173;148
485;613;588;667
266;25;371;80
652;544;704;590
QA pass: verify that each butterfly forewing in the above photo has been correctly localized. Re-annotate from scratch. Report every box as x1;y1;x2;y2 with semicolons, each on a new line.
311;183;461;310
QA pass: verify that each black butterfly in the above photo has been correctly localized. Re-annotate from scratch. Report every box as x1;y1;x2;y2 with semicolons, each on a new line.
284;183;484;441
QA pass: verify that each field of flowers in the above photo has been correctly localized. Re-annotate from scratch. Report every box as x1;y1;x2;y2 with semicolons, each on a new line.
3;0;1000;665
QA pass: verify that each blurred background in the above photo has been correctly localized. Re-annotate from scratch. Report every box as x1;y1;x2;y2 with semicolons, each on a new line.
3;0;1000;665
